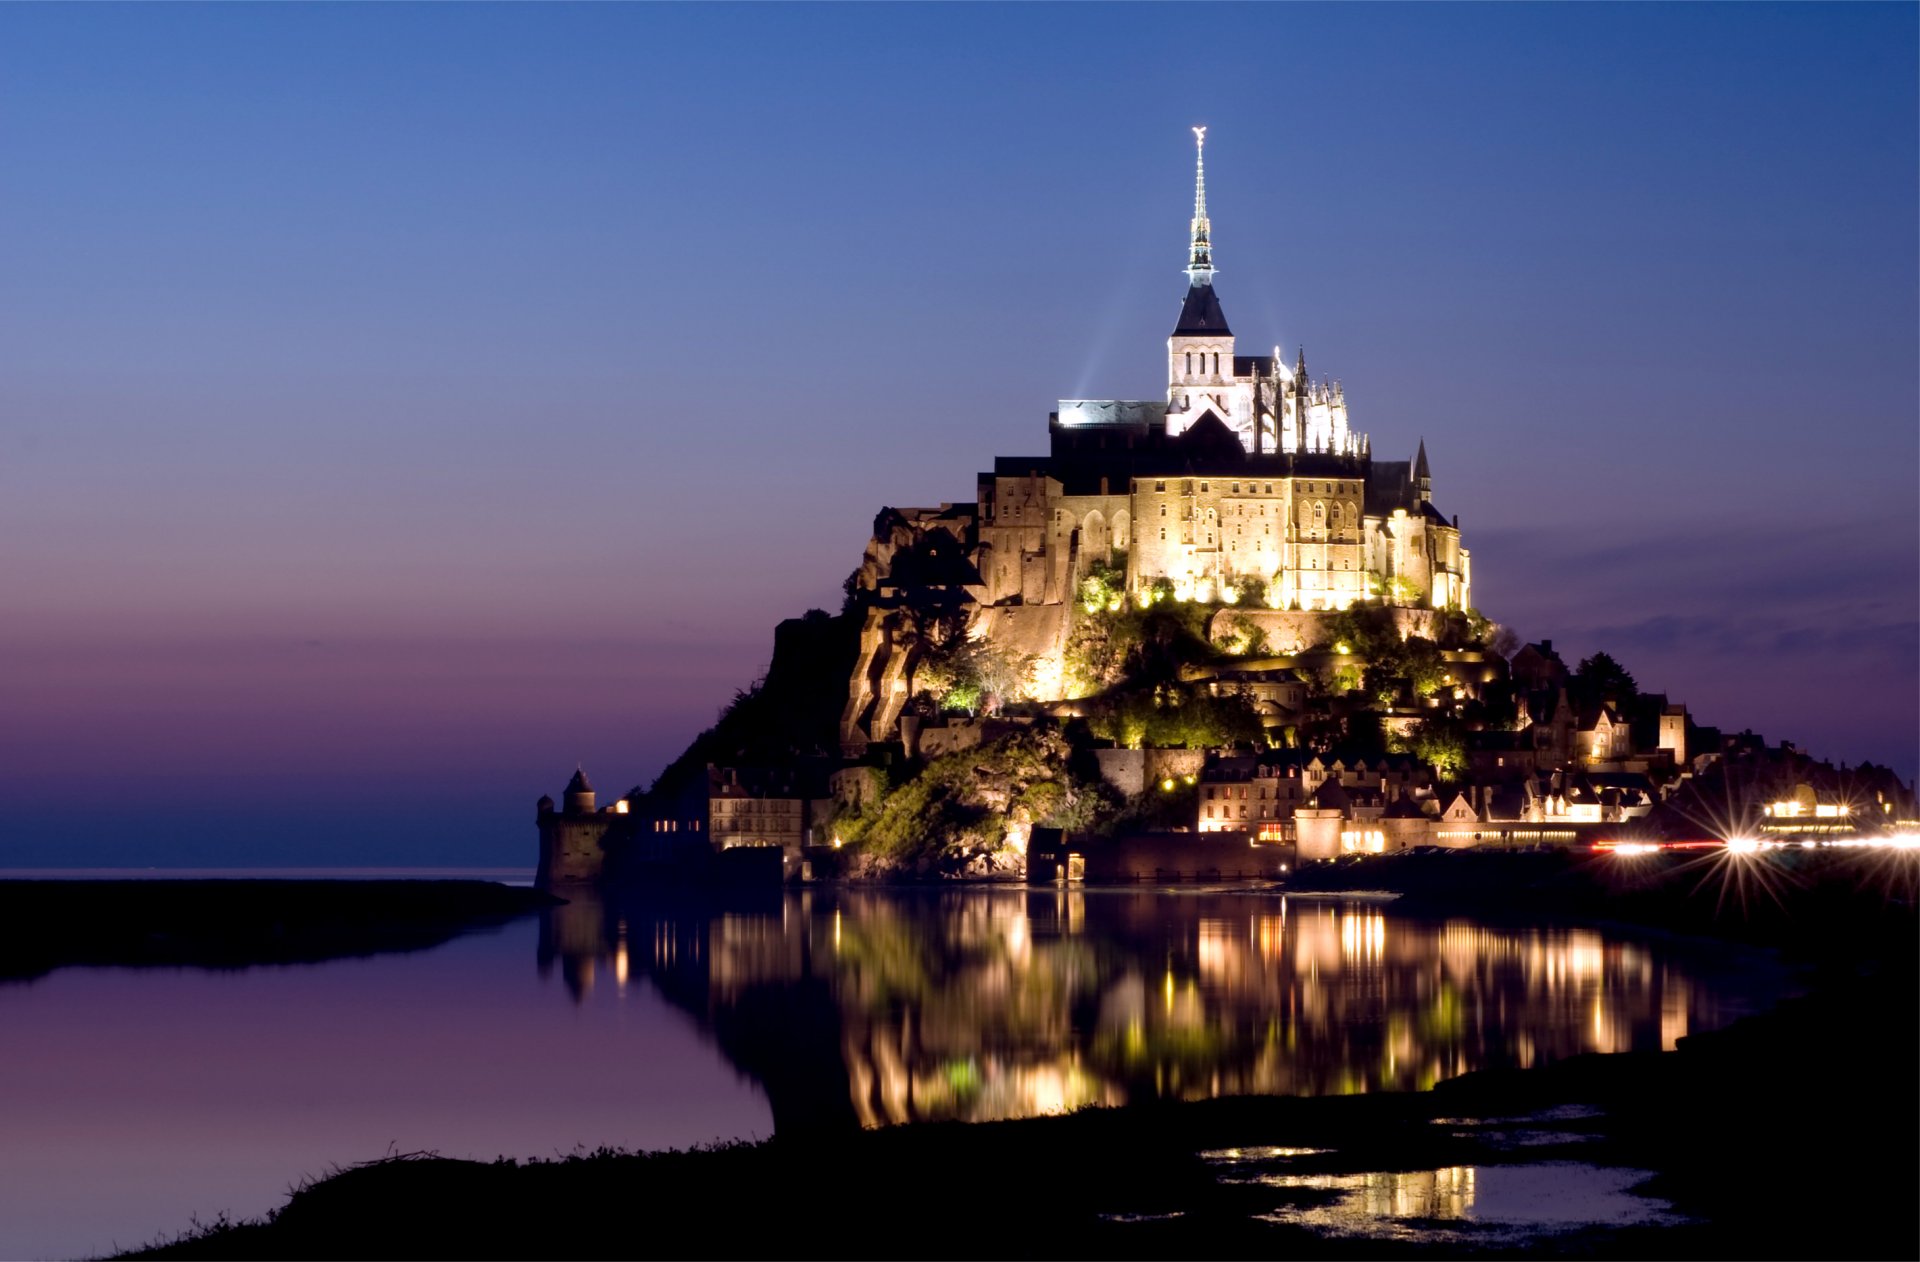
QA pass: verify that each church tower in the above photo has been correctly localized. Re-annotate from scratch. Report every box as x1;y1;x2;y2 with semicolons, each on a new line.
1166;127;1242;438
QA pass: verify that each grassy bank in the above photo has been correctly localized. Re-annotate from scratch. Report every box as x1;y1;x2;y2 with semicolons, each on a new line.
0;880;556;983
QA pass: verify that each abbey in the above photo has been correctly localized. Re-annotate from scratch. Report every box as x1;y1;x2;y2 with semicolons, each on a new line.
976;128;1469;613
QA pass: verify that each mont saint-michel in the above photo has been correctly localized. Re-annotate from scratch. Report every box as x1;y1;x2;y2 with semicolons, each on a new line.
537;130;1916;888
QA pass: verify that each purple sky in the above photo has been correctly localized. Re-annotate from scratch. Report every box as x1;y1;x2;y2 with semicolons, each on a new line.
2;5;1913;865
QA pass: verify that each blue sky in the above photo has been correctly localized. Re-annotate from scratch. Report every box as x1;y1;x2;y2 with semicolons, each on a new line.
1;4;1913;865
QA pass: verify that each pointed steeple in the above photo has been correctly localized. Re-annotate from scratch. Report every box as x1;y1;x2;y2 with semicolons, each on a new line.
1187;125;1213;284
1172;127;1230;336
1414;439;1431;502
1295;345;1307;385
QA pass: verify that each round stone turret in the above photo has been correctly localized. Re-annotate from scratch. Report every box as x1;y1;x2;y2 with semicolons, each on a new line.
564;767;595;815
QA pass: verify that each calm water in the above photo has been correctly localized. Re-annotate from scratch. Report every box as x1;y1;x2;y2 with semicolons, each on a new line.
0;883;1789;1259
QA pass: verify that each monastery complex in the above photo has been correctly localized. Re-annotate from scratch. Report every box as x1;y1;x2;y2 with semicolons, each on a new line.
537;132;1916;888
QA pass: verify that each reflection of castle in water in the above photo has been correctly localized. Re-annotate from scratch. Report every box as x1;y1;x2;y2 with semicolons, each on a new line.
538;891;1742;1134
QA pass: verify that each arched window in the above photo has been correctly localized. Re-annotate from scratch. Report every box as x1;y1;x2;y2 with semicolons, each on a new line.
1212;352;1220;374
1184;352;1192;374
1159;504;1166;517
1159;527;1166;541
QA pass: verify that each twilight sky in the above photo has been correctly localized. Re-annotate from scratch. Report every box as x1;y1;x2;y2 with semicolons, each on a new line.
2;4;1914;867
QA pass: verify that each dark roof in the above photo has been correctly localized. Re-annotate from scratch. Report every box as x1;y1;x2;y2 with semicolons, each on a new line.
1232;355;1274;377
1414;439;1430;481
884;527;984;589
1384;792;1425;819
1310;778;1350;810
566;767;592;794
1173;281;1231;336
1364;461;1413;516
1174;410;1245;460
1419;501;1453;527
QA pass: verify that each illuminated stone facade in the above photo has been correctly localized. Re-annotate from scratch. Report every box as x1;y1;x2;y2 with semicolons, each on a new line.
971;130;1469;614
839;131;1473;752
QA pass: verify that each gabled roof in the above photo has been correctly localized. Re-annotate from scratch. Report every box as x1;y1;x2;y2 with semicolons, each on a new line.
1174;409;1244;461
1310;778;1350;811
1384;791;1426;819
1173;281;1231;336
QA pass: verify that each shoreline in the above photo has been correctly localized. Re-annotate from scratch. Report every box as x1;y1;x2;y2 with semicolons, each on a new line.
0;879;557;984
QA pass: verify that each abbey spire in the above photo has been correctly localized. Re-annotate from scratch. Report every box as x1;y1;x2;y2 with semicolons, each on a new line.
1172;126;1230;339
1187;125;1214;285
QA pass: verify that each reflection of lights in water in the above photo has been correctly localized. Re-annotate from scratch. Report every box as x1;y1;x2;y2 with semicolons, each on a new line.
1254;1163;1677;1232
1661;977;1689;1051
1007;910;1030;967
1254;914;1286;961
1340;909;1385;962
1198;918;1234;977
576;891;1780;1129
1201;1146;1330;1162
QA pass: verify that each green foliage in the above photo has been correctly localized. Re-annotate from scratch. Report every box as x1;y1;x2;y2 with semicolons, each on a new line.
1572;652;1639;709
1077;562;1125;614
645;610;860;802
912;623;1035;713
1218;612;1270;658
1386;575;1424;606
1086;684;1263;751
1228;576;1267;609
1064;596;1223;698
1094;775;1199;836
853;730;1115;868
1412;722;1469;781
1320;603;1399;657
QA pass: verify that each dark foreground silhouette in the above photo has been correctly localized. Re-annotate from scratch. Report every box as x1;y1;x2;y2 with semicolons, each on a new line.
117;854;1915;1261
0;880;556;983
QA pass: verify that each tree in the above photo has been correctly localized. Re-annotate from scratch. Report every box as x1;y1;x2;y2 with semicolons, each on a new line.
1573;652;1638;708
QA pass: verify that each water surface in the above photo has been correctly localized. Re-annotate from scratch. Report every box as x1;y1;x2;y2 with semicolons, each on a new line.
0;883;1788;1259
